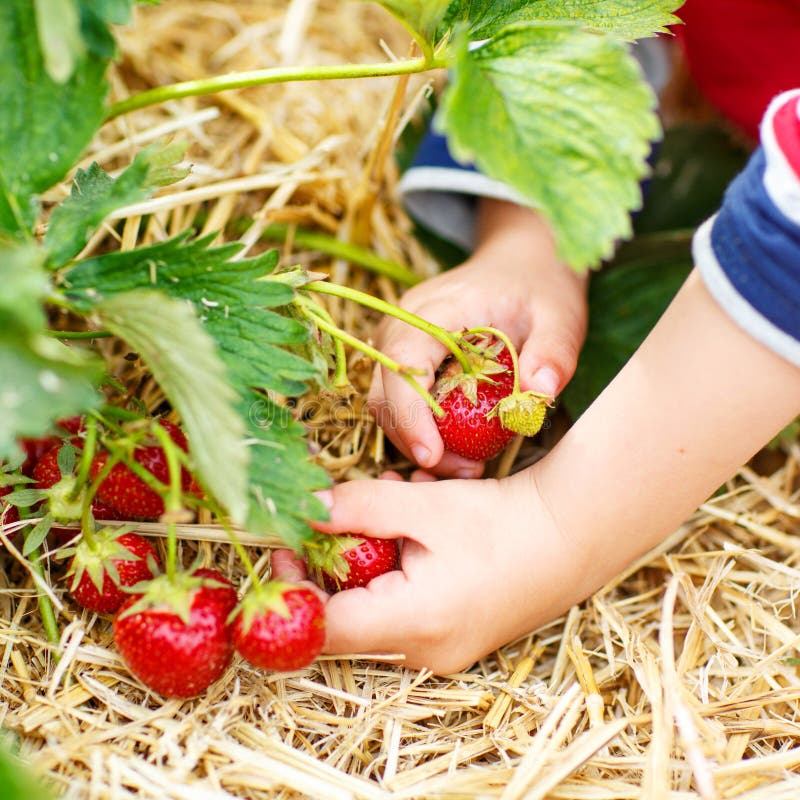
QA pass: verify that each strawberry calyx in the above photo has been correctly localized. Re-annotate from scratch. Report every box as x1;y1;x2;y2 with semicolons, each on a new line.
61;525;145;593
117;569;232;624
303;532;364;585
487;390;553;437
229;581;297;630
433;336;511;407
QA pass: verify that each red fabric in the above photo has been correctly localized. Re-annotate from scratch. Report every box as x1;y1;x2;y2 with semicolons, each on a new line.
773;95;800;180
676;0;800;142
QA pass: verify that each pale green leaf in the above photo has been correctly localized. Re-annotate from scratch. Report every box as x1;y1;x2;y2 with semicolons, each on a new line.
95;290;250;524
438;23;659;269
440;0;683;41
46;144;189;266
0;0;108;237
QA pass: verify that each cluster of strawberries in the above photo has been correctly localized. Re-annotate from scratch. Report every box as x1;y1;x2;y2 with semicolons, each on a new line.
1;419;400;698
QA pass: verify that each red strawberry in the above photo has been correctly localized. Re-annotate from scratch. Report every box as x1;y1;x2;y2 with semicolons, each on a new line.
66;531;160;614
90;420;194;521
0;486;19;527
433;339;516;461
306;533;400;593
113;568;237;697
232;583;325;671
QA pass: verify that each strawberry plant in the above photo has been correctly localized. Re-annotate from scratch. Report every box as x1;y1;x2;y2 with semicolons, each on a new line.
0;0;681;688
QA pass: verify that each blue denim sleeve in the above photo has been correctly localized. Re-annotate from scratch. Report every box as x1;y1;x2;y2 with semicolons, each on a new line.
694;90;800;367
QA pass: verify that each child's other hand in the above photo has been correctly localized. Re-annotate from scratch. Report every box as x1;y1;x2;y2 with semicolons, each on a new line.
271;470;589;674
370;199;587;476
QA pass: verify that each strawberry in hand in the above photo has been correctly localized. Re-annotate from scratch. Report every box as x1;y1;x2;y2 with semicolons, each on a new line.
232;582;325;672
304;532;400;593
434;333;552;461
433;337;517;462
113;568;238;698
64;529;160;614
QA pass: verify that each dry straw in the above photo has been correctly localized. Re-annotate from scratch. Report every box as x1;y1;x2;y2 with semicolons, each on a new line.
3;2;800;798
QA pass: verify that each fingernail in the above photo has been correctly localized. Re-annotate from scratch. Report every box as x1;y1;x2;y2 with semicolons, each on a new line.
455;468;479;479
530;366;560;396
314;490;334;511
411;444;432;467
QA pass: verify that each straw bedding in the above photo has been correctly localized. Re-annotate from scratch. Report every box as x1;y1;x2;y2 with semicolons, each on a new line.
2;2;800;798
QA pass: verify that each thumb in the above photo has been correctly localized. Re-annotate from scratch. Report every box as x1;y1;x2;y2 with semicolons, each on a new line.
517;308;586;397
322;565;422;657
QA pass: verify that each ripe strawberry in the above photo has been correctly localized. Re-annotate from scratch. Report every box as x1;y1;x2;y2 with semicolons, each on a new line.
433;339;516;461
113;568;237;697
232;583;325;671
90;420;194;521
66;530;160;614
56;416;84;435
305;533;400;593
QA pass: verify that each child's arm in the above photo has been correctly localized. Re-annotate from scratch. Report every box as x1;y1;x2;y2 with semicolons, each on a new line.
275;268;799;673
273;90;800;673
369;196;588;477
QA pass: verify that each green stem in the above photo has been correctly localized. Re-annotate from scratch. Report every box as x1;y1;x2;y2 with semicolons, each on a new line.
303;280;472;373
68;416;97;502
79;450;122;543
295;295;349;388
152;424;183;514
30;549;60;648
152;424;185;582
461;326;522;394
312;314;444;417
107;56;443;120
262;224;420;287
47;329;113;339
205;498;263;594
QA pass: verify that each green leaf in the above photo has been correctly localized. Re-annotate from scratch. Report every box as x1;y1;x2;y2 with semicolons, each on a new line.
64;234;319;396
23;515;53;556
64;234;330;541
0;0;109;237
440;0;683;41
365;0;450;48
0;245;102;457
94;290;250;524
561;240;691;418
242;391;329;548
438;23;659;269
46;144;189;266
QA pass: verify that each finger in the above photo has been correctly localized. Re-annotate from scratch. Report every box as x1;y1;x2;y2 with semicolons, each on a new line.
313;479;437;541
518;304;587;397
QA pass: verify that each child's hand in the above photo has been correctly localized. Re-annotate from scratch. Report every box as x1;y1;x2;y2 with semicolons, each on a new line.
272;470;591;674
370;199;588;476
